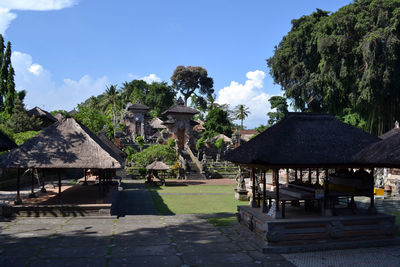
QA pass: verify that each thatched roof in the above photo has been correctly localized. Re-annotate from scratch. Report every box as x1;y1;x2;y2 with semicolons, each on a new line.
0;131;17;152
162;104;199;115
97;132;126;160
193;120;205;132
127;102;150;112
0;118;122;169
150;117;166;129
146;161;169;170
354;131;400;167
380;122;400;139
53;113;65;121
225;113;380;168
212;134;232;143
28;107;57;123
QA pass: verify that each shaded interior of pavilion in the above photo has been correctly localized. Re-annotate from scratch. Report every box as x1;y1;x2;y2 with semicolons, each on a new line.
226;113;399;248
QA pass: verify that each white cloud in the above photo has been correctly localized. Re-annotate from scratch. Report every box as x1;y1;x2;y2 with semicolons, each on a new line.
12;51;109;111
217;70;278;128
0;0;77;34
139;73;161;83
28;63;43;75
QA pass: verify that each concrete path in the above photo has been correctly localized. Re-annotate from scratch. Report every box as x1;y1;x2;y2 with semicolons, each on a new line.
112;180;158;216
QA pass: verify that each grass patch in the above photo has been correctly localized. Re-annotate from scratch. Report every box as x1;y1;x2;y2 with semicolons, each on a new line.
206;216;237;227
147;184;247;215
391;212;400;236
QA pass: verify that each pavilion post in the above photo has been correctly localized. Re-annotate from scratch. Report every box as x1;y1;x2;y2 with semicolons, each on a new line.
300;169;303;182
15;168;22;204
262;170;267;212
308;168;312;183
316;169;320;185
29;168;37;198
294;168;298;181
250;168;257;208
368;168;377;214
41;169;47;193
286;168;289;186
272;169;276;186
83;169;88;185
323;168;332;216
58;171;62;203
275;168;281;218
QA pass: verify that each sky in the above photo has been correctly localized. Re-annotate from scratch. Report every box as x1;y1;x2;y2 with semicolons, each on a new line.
0;0;352;128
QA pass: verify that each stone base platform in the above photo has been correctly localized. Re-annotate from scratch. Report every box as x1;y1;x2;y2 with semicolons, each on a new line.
237;205;399;253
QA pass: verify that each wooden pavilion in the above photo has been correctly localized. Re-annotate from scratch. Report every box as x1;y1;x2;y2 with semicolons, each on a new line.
146;161;170;185
226;113;398;251
0;118;123;205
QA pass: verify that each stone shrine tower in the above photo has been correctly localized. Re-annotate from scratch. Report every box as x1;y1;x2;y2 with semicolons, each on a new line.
124;102;150;140
162;99;199;150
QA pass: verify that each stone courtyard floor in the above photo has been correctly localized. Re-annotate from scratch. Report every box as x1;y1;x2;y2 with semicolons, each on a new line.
0;214;399;267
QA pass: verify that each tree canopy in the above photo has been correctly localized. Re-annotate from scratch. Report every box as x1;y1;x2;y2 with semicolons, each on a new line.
171;65;214;106
267;96;288;126
203;107;233;138
267;0;400;135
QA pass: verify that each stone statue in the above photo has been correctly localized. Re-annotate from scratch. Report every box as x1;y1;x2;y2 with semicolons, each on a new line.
393;178;400;196
236;167;246;191
375;168;384;188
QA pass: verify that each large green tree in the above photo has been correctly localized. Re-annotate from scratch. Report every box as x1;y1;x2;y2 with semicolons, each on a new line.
0;35;18;116
145;82;176;117
268;0;400;135
171;65;214;106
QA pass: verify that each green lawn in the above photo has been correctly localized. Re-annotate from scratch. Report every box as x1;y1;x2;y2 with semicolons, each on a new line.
391;212;400;236
147;183;247;215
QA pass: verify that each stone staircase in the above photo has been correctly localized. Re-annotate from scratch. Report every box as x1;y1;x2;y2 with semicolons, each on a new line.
181;150;206;180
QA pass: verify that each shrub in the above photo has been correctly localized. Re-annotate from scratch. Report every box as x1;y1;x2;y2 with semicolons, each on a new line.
167;138;176;148
132;144;176;168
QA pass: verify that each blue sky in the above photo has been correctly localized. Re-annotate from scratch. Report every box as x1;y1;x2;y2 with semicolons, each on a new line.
0;0;352;128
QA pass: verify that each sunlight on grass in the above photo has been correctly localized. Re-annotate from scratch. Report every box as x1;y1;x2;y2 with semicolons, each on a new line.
147;184;247;215
391;212;400;236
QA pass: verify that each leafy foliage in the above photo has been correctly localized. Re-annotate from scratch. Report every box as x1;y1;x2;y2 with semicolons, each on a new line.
171;65;214;106
6;99;42;133
196;136;206;150
73;104;108;134
268;1;400;135
167;138;176;148
203;107;233;138
233;104;250;130
124;146;137;162
255;124;269;133
214;138;225;151
12;130;40;145
267;96;288;125
132;144;176;168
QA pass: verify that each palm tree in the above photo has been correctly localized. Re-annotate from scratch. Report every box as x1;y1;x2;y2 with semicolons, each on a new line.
103;84;119;136
233;104;250;130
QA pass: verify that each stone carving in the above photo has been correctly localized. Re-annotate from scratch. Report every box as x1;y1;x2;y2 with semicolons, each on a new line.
236;167;246;191
327;221;344;238
375;169;384;188
393;178;400;196
265;225;285;242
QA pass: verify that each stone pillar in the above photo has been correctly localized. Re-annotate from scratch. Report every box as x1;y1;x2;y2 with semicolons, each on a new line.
141;120;145;138
133;120;136;140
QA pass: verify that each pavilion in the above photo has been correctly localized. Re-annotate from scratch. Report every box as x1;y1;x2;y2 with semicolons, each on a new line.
226;113;398;251
0;117;123;205
27;106;58;128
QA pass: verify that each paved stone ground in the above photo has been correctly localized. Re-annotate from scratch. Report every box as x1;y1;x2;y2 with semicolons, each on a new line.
0;215;296;267
112;180;158;216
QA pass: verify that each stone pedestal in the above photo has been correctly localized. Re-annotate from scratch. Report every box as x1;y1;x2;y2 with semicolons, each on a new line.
234;189;248;201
